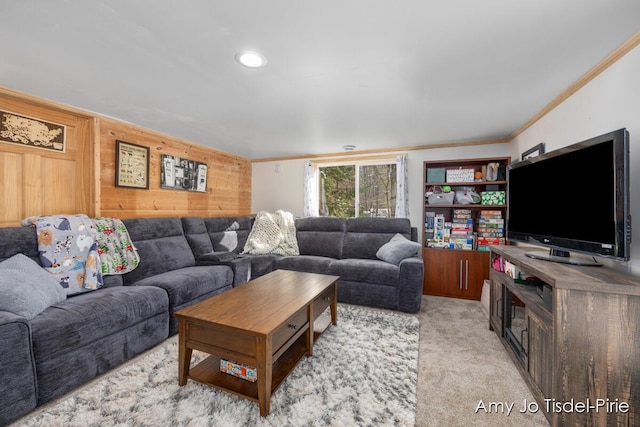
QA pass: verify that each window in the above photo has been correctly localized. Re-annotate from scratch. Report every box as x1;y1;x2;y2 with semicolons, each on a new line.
319;161;397;218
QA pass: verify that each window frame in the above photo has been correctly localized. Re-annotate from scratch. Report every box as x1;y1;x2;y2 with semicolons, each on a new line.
317;157;397;218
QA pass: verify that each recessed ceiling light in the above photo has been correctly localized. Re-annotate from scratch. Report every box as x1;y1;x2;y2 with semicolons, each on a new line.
235;51;267;68
343;145;356;151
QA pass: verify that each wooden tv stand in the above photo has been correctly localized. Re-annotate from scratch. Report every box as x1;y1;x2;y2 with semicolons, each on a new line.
489;245;640;426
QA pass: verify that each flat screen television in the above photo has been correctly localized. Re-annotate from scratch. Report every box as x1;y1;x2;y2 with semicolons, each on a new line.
507;128;631;266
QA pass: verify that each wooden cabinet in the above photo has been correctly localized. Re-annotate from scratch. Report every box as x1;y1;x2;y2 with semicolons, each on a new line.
421;156;509;299
489;245;640;426
489;274;503;332
422;247;488;299
525;307;552;399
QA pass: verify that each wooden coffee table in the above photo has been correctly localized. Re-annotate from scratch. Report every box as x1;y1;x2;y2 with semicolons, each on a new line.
174;269;339;416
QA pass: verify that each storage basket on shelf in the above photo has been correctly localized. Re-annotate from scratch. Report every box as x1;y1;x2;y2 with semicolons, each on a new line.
427;192;455;205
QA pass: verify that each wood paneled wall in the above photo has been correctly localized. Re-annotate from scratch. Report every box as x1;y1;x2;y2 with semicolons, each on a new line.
98;118;251;219
0;87;251;226
0;91;95;227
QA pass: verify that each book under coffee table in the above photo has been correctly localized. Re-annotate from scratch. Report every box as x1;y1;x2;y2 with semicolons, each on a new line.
174;269;339;417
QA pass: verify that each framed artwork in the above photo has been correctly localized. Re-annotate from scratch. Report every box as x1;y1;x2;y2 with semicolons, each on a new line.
522;143;545;160
160;154;207;192
115;140;150;189
0;109;66;152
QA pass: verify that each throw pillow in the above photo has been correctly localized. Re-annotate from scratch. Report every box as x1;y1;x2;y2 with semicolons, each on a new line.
376;233;421;265
0;253;67;319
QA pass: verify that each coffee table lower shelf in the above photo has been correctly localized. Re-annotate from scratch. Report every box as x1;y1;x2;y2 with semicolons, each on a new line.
187;333;309;403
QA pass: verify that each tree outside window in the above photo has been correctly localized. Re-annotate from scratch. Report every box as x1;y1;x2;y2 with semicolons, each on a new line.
319;162;397;218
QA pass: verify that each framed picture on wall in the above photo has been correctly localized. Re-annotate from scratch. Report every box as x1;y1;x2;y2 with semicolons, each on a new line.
521;143;545;161
115;140;150;189
0;109;66;152
160;154;207;192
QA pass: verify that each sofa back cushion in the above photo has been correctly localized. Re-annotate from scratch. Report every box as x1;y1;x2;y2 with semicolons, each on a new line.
342;217;412;259
295;217;346;258
0;225;124;288
0;226;39;263
122;217;195;284
181;217;214;257
203;217;252;254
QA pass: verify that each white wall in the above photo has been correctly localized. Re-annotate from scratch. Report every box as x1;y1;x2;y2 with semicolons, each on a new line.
510;44;640;274
252;44;640;274
252;143;510;242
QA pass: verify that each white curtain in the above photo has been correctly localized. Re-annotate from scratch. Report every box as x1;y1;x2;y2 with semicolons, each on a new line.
395;154;409;218
303;161;319;217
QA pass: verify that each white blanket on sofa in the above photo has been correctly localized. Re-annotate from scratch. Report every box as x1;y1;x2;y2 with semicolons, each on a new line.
242;210;300;256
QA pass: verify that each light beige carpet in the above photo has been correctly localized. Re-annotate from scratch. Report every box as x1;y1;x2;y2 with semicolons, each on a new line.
415;295;549;426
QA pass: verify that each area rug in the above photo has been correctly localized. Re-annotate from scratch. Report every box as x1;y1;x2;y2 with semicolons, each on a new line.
15;304;419;427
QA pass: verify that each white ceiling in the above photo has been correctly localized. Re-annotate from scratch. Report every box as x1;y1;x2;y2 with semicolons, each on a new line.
1;1;639;160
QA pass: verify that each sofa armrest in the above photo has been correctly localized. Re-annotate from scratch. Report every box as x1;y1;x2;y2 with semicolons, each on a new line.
397;256;424;313
0;311;38;425
196;251;238;264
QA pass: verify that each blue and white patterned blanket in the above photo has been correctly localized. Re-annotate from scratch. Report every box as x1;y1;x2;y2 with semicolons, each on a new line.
29;214;102;295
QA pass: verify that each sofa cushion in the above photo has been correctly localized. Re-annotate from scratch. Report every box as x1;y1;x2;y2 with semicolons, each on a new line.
239;254;278;278
102;274;123;288
295;217;346;258
0;254;66;319
0;312;37;425
342;217;412;259
128;265;233;312
376;233;421;265
31;287;169;405
181;216;215;257
273;255;335;275
328;258;400;287
0;226;39;262
122;217;195;284
204;217;253;254
30;285;169;361
337;279;400;311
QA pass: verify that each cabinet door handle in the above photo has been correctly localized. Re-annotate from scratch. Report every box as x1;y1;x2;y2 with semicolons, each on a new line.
465;260;469;289
459;260;463;289
497;298;503;320
521;328;528;356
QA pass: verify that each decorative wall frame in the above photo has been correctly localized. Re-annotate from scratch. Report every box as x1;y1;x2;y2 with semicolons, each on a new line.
115;140;150;189
160;154;207;192
522;143;545;160
0;109;66;152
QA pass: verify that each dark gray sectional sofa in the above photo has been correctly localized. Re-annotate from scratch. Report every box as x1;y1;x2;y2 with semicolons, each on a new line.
0;215;423;425
182;215;424;313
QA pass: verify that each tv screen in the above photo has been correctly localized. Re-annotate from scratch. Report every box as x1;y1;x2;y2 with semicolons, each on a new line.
507;128;630;265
